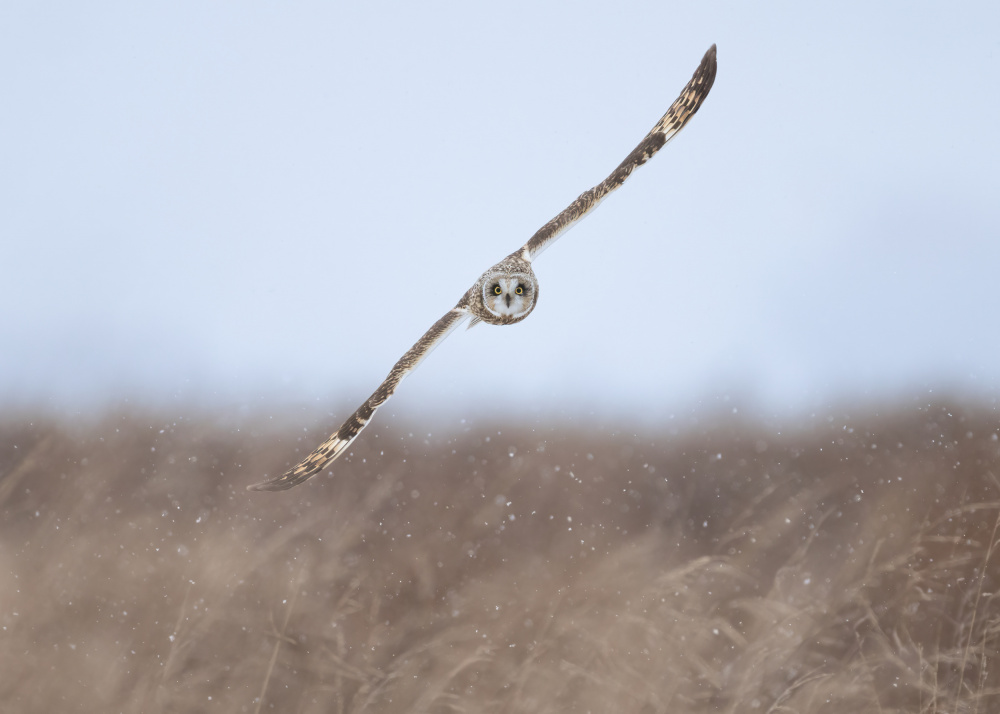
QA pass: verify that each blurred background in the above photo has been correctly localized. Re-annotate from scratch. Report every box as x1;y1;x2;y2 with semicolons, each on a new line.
4;6;1000;710
2;1;998;420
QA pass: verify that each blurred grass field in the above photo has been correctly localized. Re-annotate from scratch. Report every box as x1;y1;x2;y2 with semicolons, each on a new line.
2;399;999;712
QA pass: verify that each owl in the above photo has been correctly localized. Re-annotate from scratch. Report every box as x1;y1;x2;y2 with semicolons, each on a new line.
249;45;717;491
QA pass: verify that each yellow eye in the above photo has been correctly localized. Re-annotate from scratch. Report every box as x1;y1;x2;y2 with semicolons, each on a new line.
493;285;502;295
515;286;523;295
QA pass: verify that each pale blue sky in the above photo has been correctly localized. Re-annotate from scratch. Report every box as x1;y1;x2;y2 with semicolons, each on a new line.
3;2;998;419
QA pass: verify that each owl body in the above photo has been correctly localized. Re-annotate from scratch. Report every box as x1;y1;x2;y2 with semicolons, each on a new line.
249;45;717;491
463;252;538;326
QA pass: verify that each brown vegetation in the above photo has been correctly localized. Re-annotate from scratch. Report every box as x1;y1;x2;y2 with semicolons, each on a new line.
1;400;999;712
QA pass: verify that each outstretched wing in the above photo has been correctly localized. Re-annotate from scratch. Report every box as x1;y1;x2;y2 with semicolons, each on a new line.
248;307;470;491
521;44;717;262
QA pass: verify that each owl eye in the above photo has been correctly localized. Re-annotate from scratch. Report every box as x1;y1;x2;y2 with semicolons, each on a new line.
493;285;502;295
515;285;524;295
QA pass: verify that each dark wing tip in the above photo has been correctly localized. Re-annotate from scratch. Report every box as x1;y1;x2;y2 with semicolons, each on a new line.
699;44;718;93
677;44;717;121
702;44;717;70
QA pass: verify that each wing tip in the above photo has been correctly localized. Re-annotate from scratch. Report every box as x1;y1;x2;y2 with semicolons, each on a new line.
680;44;717;117
699;44;718;89
247;465;323;492
246;477;294;492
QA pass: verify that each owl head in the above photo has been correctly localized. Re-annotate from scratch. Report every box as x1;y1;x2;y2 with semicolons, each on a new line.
469;255;538;325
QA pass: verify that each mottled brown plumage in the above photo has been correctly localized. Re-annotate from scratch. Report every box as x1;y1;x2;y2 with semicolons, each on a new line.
249;45;717;492
250;308;468;491
522;44;717;260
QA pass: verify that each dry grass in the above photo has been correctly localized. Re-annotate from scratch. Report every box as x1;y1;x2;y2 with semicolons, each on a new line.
2;400;1000;712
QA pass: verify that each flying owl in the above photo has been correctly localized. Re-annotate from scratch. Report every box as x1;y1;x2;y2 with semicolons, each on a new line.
249;45;717;492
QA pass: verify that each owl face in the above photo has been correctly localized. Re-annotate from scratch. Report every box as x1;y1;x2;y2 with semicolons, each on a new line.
482;272;536;322
466;253;539;326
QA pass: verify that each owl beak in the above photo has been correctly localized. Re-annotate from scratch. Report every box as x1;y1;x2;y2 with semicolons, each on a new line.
505;294;512;307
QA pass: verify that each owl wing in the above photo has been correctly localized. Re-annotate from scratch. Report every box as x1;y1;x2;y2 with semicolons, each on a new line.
248;307;470;491
520;44;717;262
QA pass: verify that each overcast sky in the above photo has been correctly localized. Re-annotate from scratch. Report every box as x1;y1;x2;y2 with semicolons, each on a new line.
3;2;998;421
